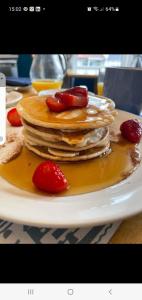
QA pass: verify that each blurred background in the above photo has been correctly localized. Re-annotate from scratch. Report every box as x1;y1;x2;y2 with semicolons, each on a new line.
2;54;142;92
2;54;141;74
0;54;123;78
3;54;142;115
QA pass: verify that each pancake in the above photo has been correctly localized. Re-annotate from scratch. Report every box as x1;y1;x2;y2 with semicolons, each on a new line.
25;141;111;161
17;94;116;130
23;123;108;146
17;92;116;161
22;120;104;146
23;127;109;151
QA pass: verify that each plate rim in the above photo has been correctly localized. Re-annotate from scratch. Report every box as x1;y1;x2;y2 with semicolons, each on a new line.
0;163;142;228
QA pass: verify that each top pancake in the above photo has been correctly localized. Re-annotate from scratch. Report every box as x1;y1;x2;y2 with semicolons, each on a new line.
17;94;116;130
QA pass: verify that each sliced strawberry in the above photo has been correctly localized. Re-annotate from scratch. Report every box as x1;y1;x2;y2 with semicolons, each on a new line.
46;96;67;113
7;108;23;127
46;87;88;112
58;86;88;97
32;160;68;193
55;92;88;108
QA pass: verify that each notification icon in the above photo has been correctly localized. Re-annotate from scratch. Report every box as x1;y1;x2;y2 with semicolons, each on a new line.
23;7;28;11
35;6;41;12
29;6;34;12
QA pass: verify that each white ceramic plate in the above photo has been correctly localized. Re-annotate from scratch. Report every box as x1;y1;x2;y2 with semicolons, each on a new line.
0;109;142;228
39;89;64;96
0;159;142;228
39;89;95;96
6;91;23;108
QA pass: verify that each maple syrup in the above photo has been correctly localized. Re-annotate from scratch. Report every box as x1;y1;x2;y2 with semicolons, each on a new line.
0;141;139;196
0;110;141;196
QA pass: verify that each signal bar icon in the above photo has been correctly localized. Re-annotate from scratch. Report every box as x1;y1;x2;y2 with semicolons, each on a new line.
28;289;34;296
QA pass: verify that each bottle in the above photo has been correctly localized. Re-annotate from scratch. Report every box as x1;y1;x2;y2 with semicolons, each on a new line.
30;55;67;92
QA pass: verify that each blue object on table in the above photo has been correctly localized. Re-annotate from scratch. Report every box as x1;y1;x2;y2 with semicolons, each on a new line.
17;54;33;78
6;77;31;86
104;67;142;115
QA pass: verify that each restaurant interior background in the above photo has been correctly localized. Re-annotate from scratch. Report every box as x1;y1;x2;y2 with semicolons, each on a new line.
3;54;141;77
4;54;142;115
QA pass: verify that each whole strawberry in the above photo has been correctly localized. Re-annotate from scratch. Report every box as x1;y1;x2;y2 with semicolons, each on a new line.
32;160;68;193
120;119;142;143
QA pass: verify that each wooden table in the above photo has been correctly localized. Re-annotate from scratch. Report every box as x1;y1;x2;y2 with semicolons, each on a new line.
109;213;142;243
17;87;142;243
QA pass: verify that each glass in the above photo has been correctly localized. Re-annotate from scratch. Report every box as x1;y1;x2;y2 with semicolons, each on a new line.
30;55;67;92
97;68;105;96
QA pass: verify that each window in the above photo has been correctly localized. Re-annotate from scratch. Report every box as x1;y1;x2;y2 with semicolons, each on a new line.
76;54;122;69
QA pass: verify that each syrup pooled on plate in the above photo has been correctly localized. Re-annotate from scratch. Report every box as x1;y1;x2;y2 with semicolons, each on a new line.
0;139;140;196
0;110;141;196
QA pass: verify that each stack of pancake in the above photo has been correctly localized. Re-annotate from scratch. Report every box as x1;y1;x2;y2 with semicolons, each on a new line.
17;94;116;161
